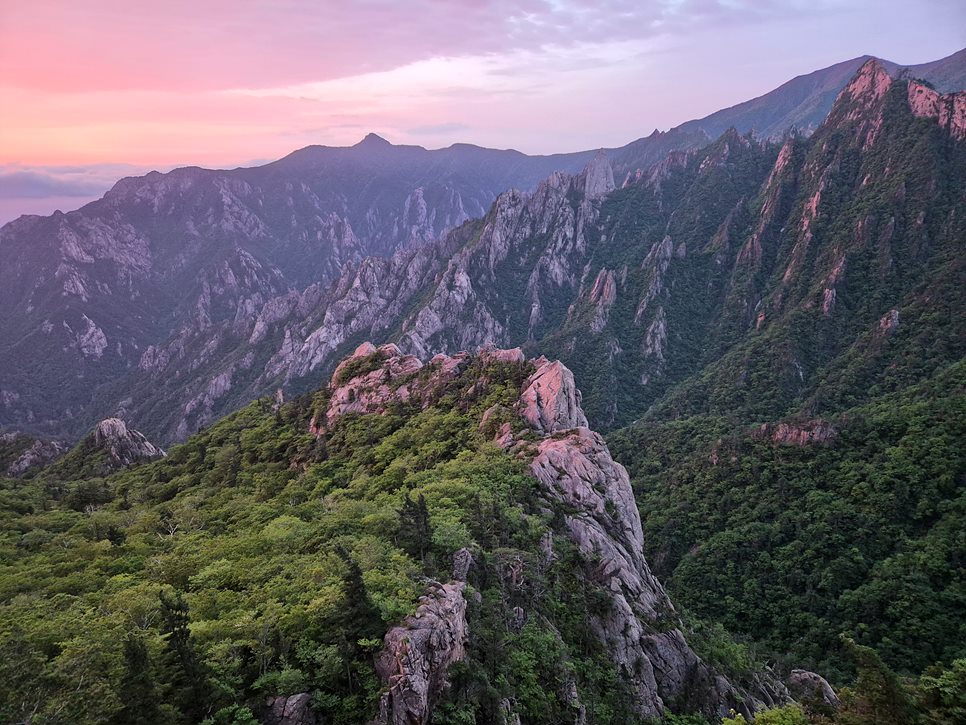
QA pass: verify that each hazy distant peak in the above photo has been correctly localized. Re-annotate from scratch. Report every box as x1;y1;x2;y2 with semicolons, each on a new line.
355;132;392;147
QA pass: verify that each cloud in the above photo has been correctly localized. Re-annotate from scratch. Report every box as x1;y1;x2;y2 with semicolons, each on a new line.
0;164;157;199
0;171;103;199
0;162;179;224
407;122;472;136
0;1;820;93
0;0;962;167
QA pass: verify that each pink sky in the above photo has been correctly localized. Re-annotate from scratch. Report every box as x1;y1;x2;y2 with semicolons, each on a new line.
0;1;963;222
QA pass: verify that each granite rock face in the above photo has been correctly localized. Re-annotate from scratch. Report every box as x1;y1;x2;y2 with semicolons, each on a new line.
518;359;589;434
372;581;468;725
312;343;424;435
499;354;787;720
398;154;614;360
92;418;166;467
262;693;316;725
906;78;966;140
2;433;68;477
754;420;838;446
787;669;841;710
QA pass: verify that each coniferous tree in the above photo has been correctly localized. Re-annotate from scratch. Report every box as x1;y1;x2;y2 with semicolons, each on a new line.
111;633;161;725
331;547;384;694
398;492;433;563
836;636;918;725
159;590;213;722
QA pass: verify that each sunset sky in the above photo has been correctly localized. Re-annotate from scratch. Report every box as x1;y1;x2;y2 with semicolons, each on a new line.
0;0;963;223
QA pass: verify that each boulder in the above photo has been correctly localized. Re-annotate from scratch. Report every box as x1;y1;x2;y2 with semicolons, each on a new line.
787;669;840;709
262;693;316;725
93;418;165;466
452;548;474;581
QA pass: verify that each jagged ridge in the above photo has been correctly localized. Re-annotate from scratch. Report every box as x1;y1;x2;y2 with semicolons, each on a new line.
2;51;963;443
321;342;789;722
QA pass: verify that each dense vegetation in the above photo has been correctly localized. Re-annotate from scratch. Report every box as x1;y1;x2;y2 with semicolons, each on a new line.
5;353;960;725
608;360;964;723
0;357;658;724
593;75;966;723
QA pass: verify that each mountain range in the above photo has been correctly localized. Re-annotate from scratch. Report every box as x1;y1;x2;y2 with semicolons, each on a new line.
0;48;964;725
0;48;966;442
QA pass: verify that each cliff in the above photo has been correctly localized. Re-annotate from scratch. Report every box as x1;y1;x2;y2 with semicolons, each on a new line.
333;345;790;722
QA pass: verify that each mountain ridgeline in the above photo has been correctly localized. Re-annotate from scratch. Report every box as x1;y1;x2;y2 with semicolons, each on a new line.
303;59;964;433
0;344;796;724
50;59;966;443
0;50;964;443
0;53;964;725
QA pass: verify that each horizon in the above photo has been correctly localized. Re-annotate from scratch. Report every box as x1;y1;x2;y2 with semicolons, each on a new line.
1;1;964;224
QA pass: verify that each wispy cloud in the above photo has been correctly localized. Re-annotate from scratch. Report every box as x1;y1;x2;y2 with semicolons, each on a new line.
0;1;841;93
0;163;163;225
407;122;472;137
0;0;962;170
0;164;145;198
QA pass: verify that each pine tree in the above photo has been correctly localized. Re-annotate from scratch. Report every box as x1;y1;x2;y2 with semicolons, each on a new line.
111;633;161;724
159;590;213;722
398;492;433;563
330;546;384;693
836;636;918;725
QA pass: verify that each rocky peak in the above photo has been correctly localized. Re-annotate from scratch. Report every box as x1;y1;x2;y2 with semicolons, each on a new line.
93;418;166;467
638;148;694;192
579;150;616;199
313;346;826;721
330;341;381;381
355;132;393;148
494;353;784;719
906;80;966;140
518;358;589;434
312;343;423;435
363;347;753;720
838;58;894;110
827;60;966;142
697;128;751;173
825;58;894;147
312;342;480;436
373;578;468;725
